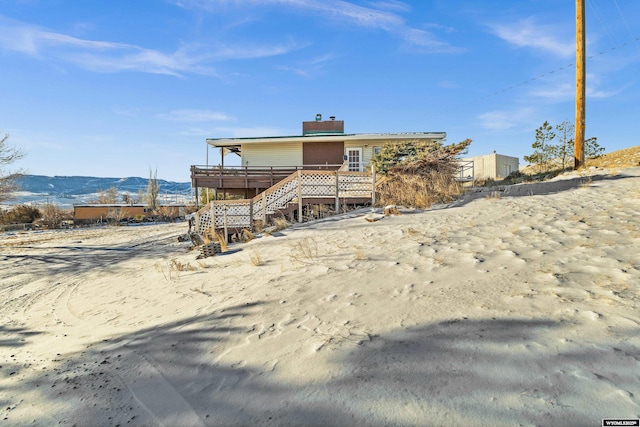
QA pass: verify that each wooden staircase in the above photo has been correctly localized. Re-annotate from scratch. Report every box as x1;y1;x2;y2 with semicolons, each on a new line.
193;169;374;235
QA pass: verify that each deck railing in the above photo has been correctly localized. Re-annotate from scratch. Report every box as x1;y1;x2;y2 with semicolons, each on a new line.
190;164;344;190
193;169;374;234
456;160;475;182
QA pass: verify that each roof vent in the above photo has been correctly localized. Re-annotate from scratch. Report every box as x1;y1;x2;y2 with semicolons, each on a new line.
315;113;322;122
330;116;336;121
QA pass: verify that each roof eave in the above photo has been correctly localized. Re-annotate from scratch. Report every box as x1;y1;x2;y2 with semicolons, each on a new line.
206;132;447;147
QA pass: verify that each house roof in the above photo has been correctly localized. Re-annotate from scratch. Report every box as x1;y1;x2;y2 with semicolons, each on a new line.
206;132;447;148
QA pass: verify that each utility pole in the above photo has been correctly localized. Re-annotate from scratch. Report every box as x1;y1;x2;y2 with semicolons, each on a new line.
575;0;586;169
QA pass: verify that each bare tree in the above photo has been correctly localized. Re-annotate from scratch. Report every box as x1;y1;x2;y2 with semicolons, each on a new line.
0;133;26;203
147;168;159;211
107;207;130;224
94;186;119;204
40;203;65;229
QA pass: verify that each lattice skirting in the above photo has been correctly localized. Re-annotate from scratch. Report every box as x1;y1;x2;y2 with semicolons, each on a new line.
195;170;373;233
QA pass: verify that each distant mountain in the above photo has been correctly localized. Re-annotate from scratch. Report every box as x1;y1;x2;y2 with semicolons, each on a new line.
3;175;194;208
15;175;192;196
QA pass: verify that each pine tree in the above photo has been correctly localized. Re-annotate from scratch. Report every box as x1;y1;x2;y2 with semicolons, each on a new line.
371;139;470;175
585;137;604;158
200;188;215;205
555;121;575;170
524;121;556;173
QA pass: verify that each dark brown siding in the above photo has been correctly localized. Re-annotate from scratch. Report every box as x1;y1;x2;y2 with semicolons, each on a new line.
303;141;344;166
302;120;344;135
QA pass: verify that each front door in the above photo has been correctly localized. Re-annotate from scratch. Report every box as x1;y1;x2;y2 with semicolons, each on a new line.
346;148;363;171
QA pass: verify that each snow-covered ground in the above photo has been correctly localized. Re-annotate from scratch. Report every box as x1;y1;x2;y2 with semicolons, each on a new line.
2;191;194;210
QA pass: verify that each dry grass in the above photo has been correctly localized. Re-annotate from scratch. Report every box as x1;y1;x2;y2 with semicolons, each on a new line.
290;237;319;263
375;170;463;209
273;217;289;231
214;231;229;251
190;283;211;296
353;247;368;261
405;227;421;236
249;249;264;266
585;145;640;168
196;260;214;269
238;229;255;243
264;217;290;236
171;258;196;272
252;220;264;233
521;146;640;175
155;258;196;281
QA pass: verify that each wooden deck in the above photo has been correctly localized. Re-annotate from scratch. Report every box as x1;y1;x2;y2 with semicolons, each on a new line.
193;169;375;234
190;164;343;196
191;162;475;236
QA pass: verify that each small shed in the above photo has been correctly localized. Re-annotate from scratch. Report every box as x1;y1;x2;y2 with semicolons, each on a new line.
465;153;520;180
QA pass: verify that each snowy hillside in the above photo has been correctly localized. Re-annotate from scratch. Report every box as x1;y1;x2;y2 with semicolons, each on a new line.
4;175;193;208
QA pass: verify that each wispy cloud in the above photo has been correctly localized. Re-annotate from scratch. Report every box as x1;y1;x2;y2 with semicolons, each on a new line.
0;15;130;56
180;126;283;137
364;1;411;13
478;107;536;130
0;15;300;76
530;74;628;101
159;109;236;122
488;17;574;57
172;0;459;53
275;51;337;77
438;80;460;89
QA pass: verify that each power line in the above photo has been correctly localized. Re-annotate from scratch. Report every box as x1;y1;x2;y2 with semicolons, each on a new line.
612;0;640;53
437;35;639;115
587;0;618;48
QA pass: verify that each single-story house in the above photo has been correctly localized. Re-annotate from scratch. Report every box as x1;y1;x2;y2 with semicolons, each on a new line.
191;114;447;198
74;204;188;223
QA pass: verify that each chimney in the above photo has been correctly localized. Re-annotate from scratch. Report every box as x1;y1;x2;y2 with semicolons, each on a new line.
302;115;345;135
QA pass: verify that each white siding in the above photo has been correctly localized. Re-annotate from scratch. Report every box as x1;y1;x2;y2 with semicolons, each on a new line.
239;137;447;169
345;139;390;169
242;142;303;167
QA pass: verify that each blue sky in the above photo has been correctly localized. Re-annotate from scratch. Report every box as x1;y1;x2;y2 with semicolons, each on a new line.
1;0;639;182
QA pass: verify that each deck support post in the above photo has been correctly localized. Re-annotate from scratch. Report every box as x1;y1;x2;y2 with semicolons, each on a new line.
335;170;340;214
223;206;228;245
371;166;376;206
209;202;216;238
249;199;254;231
297;170;303;223
262;192;267;224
